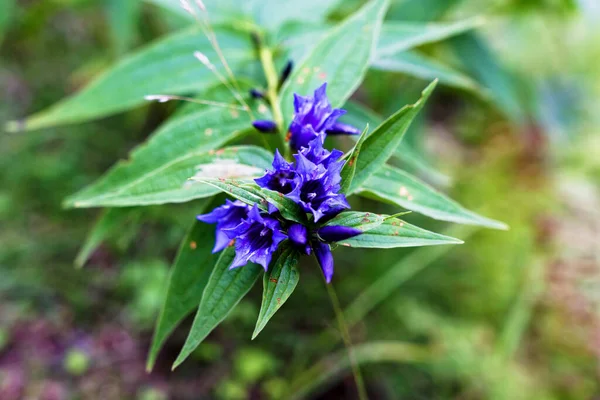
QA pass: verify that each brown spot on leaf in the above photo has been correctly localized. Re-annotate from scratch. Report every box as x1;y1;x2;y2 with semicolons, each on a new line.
269;278;278;283
190;241;197;250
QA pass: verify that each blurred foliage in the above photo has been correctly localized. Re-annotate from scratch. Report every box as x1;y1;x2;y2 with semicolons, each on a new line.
1;0;600;399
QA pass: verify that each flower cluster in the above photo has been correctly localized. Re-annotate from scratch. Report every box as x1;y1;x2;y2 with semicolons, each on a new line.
199;84;362;282
252;83;361;149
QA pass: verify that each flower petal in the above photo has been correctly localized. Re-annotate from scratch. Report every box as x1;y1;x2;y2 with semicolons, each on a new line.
313;242;334;283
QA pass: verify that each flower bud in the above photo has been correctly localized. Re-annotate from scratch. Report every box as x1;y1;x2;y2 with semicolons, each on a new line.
278;60;293;89
325;122;361;136
252;120;278;133
317;225;362;242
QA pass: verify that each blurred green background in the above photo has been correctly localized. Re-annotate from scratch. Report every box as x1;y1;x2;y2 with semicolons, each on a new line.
1;0;599;399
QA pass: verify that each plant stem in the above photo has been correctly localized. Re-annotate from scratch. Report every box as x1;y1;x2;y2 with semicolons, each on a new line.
258;44;291;160
325;283;369;400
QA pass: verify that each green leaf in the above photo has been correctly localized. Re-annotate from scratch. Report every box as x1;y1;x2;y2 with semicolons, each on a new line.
192;178;307;224
339;125;369;194
64;104;256;208
7;27;252;132
323;211;385;235
338;218;463;249
67;145;271;208
147;203;222;371
252;244;300;339
252;0;340;31
376;17;485;57
449;32;525;121
279;0;390;127
75;207;143;267
341;101;450;186
106;0;141;56
386;0;462;21
173;247;262;369
359;165;508;229
348;80;437;194
372;51;485;94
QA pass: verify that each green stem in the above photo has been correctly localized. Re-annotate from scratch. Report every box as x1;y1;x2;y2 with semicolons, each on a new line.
258;44;291;160
326;283;369;400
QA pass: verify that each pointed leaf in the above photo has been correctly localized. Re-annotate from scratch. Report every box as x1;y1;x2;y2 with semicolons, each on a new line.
279;0;390;127
323;211;385;234
348;80;437;194
7;27;252;132
358;165;507;229
252;244;300;339
376;17;485;57
341;101;450;186
373;51;485;94
67;146;270;208
192;178;307;224
338;218;463;249
147;204;222;370
339;125;369;194
173;247;262;369
64;105;255;208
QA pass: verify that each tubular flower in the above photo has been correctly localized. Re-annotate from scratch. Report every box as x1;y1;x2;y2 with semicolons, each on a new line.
289;83;350;151
196;200;249;253
288;149;350;222
224;205;287;270
254;149;301;195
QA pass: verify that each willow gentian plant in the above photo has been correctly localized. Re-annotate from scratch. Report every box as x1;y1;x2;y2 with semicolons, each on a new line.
10;0;507;376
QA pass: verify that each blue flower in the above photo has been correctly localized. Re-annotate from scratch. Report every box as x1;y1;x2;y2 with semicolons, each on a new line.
289;83;350;151
196;200;249;253
299;138;344;168
288;149;350;222
224;205;287;270
254;149;301;195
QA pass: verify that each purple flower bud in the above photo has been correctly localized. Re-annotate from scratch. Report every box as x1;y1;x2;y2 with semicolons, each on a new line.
197;200;249;253
253;120;278;133
325;121;361;136
278;60;294;89
249;89;264;99
313;242;334;283
317;225;362;242
287;223;311;254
